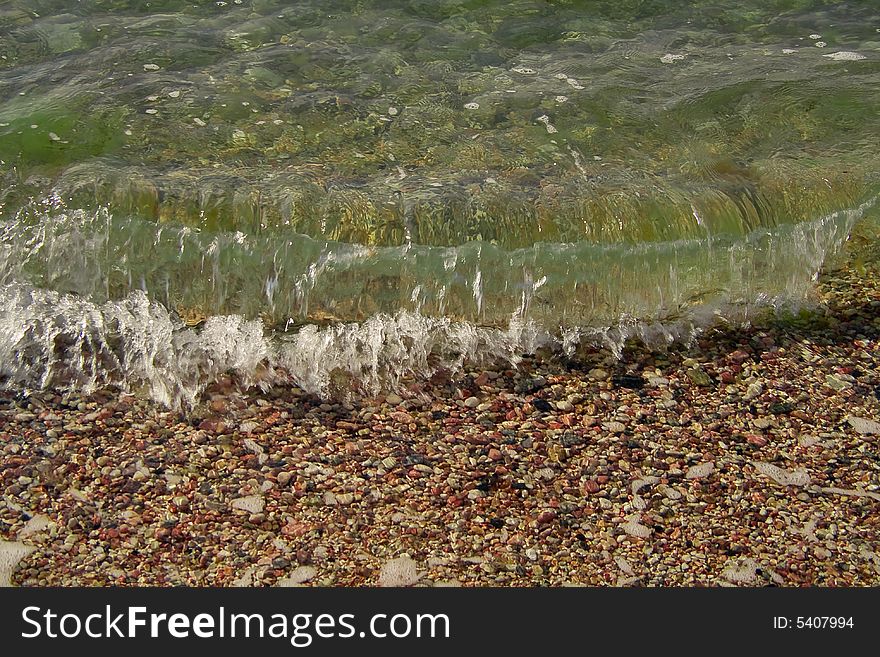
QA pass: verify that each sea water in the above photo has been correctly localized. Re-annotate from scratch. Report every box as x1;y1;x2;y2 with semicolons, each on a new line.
1;0;878;404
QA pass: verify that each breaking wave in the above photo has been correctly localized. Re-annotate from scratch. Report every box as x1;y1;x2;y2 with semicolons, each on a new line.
0;195;874;406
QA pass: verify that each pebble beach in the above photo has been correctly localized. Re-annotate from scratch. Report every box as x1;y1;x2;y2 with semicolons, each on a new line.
2;230;880;588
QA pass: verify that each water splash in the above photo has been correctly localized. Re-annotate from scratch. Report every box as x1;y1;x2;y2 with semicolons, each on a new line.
0;284;268;407
0;194;872;406
2;194;871;330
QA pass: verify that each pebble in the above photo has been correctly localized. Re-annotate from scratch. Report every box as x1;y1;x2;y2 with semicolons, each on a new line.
752;461;810;487
622;519;652;539
231;495;264;513
686;367;712;386
685;462;715;479
588;368;609;381
722;557;760;585
744;382;763;400
825;375;852;391
378;556;420;587
0;542;35;586
277;566;317;586
823;51;866;61
847;416;880;435
18;515;51;539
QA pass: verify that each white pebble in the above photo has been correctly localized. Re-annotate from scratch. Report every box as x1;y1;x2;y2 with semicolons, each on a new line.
615;556;635;576
143;63;160;71
722;557;760;585
823;51;866;61
378;556;420;587
0;541;35;587
387;106;398;116
145;109;158;114
168;90;180;98
277;566;317;586
685;462;715;480
847;416;880;434
19;515;52;539
193;117;206;126
751;461;810;487
231;495;264;513
815;41;827;47
464;102;480;110
660;53;685;64
622;519;652;539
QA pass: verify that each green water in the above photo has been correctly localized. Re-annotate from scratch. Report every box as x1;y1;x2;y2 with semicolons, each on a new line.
1;0;878;327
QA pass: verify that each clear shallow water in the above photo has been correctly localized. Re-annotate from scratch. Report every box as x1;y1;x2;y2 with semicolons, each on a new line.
1;0;878;403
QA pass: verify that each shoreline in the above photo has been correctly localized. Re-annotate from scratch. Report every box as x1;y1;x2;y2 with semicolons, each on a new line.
2;243;879;586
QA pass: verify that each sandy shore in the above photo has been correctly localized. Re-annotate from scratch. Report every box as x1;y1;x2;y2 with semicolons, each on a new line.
2;235;880;587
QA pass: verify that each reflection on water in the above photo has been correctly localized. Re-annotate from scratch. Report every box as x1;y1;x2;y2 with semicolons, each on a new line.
0;0;878;402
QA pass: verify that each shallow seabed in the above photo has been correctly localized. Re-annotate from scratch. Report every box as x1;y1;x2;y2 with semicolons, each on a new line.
1;0;879;403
